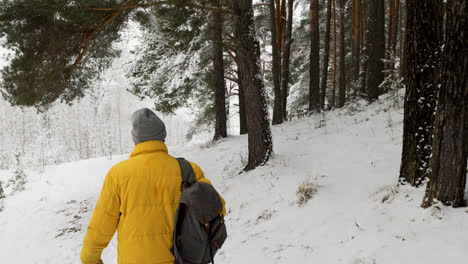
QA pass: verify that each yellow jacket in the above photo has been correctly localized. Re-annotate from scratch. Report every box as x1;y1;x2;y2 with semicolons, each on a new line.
81;140;225;264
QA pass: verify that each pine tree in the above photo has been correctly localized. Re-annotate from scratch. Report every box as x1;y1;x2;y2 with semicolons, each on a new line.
332;0;337;107
320;0;332;109
388;0;400;55
336;0;346;108
399;1;407;78
129;3;212;112
6;153;28;194
366;0;385;101
359;1;369;97
238;82;249;135
211;0;228;140
352;0;362;88
309;0;320;112
0;181;5;199
422;0;468;208
0;0;127;109
399;0;442;186
0;180;4;212
270;0;284;125
281;0;294;118
232;0;273;170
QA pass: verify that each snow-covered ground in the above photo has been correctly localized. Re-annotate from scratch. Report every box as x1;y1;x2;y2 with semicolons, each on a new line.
1;94;467;264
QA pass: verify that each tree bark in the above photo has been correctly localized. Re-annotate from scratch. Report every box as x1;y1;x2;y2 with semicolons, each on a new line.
280;0;287;47
352;0;362;87
332;0;337;107
320;0;332;109
270;0;284;125
399;0;404;75
359;1;368;96
238;69;248;135
281;0;294;118
309;0;320;112
387;0;400;55
422;0;468;208
366;0;385;101
357;1;367;97
392;0;400;55
361;0;367;48
336;0;346;108
232;0;273;171
275;0;283;62
388;0;395;53
400;1;407;78
399;0;442;186
212;0;228;140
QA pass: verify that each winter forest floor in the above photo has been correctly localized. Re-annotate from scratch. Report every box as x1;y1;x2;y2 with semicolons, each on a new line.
1;93;467;264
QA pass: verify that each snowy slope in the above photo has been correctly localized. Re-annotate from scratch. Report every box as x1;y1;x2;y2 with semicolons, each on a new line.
1;94;467;264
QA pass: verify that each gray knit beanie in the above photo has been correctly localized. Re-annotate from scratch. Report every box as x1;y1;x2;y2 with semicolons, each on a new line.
131;108;167;144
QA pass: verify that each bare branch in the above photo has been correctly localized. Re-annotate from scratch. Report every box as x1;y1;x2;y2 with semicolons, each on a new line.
226;49;239;67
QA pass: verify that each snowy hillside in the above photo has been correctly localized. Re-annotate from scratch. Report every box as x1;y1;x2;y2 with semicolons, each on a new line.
1;94;467;264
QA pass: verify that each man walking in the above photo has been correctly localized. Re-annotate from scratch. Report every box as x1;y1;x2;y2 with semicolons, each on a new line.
80;108;225;264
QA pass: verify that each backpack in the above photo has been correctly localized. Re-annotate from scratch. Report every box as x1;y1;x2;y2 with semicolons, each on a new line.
172;158;227;264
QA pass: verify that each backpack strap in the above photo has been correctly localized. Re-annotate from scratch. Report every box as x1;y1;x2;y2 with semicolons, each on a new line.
173;158;196;264
176;158;196;191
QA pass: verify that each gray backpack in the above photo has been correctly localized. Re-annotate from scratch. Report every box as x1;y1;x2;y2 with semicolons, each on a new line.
172;158;227;264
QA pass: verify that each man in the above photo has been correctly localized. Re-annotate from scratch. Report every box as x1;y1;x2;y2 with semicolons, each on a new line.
81;108;225;264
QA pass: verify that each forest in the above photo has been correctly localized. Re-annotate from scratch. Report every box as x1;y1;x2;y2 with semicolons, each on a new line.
0;0;467;262
1;0;465;206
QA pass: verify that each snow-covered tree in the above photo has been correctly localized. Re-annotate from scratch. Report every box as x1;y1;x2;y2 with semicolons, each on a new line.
6;153;27;194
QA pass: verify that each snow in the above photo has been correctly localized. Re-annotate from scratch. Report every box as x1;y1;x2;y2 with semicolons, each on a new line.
0;24;191;171
1;93;467;264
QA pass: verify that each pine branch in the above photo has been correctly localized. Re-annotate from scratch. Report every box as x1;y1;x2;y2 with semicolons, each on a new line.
71;9;123;68
83;1;232;14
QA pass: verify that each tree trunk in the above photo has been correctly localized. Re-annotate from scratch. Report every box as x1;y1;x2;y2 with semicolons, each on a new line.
399;0;442;186
238;69;248;135
309;0;320;112
281;0;294;118
320;0;332;109
275;0;283;63
392;0;400;55
361;0;367;48
422;0;468;208
400;1;407;78
359;1;368;96
399;0;404;75
332;0;337;107
232;0;273;171
352;0;362;87
388;0;395;53
337;0;346;108
280;0;287;47
388;0;400;55
366;0;385;101
270;0;284;125
212;0;227;140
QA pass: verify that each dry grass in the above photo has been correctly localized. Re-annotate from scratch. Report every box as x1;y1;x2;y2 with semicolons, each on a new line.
296;177;318;206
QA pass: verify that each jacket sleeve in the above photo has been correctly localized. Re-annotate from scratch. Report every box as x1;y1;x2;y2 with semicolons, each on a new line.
189;162;227;217
81;168;121;264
